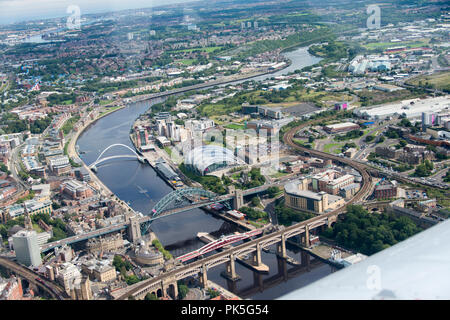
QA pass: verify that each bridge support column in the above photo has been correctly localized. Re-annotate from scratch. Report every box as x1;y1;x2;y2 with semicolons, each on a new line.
169;282;178;300
276;234;287;258
327;215;337;228
222;253;240;281
198;264;208;289
301;250;310;268
226;278;238;293
128;215;141;244
276;256;288;281
253;271;264;292
304;225;310;247
231;187;244;210
252;243;262;267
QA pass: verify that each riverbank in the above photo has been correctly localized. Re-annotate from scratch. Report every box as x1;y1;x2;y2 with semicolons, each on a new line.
67;105;135;214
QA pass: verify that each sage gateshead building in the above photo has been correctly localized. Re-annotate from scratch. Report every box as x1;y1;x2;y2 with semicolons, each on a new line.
184;145;244;176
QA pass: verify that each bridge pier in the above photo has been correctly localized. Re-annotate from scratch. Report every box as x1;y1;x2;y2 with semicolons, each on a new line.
249;243;269;272
229;186;244;210
198;264;208;289
128;215;141;244
301;250;310;268
327;215;337;228
161;279;178;300
253;271;264;292
276;234;287;258
300;225;310;247
221;253;241;281
226;278;238;293
236;243;269;273
276;256;288;281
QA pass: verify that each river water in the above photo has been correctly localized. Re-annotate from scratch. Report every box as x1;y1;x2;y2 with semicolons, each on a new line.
76;46;331;299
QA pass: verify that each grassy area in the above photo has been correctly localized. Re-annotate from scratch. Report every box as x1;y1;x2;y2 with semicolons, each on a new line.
198;86;355;118
363;40;429;50
248;220;268;228
270;171;289;179
99;105;123;117
224;123;246;130
423;187;450;208
169;46;223;53
323;143;342;153
357;89;426;107
406;71;450;93
62;115;81;135
199;103;242;117
99;99;114;106
164;146;172;157
293;139;314;149
32;223;43;233
179;59;195;66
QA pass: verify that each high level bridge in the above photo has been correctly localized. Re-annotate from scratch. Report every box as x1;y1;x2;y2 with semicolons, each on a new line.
112;209;341;300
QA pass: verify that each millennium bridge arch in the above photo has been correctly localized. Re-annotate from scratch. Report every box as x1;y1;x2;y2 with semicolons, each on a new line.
89;143;143;169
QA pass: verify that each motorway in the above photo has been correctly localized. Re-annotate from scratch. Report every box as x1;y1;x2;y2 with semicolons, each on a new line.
0;256;67;300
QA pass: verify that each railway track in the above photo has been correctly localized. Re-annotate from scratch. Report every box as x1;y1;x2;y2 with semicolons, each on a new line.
283;123;374;211
0;257;67;300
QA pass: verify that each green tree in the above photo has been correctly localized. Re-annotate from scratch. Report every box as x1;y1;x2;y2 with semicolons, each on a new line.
145;293;158;300
251;196;261;207
177;282;189;300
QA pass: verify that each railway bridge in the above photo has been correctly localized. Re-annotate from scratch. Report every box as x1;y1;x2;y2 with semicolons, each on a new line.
112;211;339;300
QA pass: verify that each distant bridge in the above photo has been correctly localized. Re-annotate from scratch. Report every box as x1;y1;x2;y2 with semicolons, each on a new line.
40;183;282;253
89;144;144;169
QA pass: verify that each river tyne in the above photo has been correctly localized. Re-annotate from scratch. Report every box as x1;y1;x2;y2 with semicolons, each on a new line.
76;47;333;299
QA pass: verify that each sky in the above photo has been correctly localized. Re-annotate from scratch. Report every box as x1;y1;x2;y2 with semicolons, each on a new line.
0;0;199;25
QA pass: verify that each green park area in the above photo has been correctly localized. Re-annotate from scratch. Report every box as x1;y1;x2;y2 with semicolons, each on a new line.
224;123;246;130
406;71;450;93
99;105;123;117
321;205;423;256
363;40;429;51
61;115;81;135
323;143;343;154
198;85;352;118
179;59;195;66
169;46;223;54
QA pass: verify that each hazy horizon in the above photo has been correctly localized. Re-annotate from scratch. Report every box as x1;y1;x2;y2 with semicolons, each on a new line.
0;0;201;25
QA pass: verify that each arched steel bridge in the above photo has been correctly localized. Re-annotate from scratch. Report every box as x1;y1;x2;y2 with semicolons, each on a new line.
89;143;144;169
141;187;232;234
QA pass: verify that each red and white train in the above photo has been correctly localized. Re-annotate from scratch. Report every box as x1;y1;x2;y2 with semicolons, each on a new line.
176;229;262;263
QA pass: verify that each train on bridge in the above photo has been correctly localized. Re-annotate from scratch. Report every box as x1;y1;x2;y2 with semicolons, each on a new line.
176;229;263;263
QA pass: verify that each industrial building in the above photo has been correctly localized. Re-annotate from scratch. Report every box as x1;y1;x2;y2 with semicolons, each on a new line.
353;96;450;120
323;122;360;133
